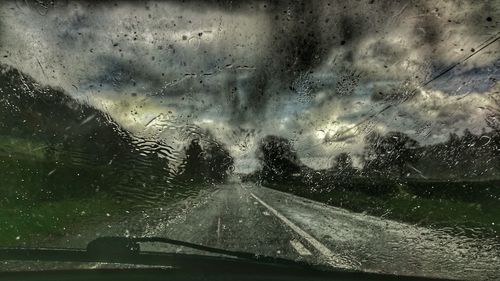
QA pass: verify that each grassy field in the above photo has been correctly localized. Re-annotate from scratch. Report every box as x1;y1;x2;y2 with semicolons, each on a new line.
0;140;198;246
266;180;500;238
0;137;121;245
0;195;126;245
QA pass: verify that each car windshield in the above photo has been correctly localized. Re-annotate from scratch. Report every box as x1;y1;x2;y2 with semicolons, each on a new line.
0;0;499;280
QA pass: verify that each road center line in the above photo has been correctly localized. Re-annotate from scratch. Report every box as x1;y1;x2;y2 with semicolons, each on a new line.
248;190;351;269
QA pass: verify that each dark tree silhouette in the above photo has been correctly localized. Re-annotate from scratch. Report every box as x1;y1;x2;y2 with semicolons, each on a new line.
179;139;207;183
179;138;234;184
205;141;234;183
363;131;420;178
256;135;302;183
330;153;357;178
415;128;500;179
442;132;462;176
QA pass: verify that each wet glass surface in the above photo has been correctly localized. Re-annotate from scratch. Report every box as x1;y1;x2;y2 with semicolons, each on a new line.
0;1;499;280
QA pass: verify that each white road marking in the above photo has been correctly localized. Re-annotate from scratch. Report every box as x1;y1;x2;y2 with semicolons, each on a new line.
249;190;353;269
290;240;312;256
216;217;221;240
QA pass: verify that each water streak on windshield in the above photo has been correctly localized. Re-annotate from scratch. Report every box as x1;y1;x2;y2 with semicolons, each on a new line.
0;1;499;280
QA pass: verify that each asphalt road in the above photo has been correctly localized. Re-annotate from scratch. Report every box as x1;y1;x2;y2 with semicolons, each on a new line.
33;181;500;280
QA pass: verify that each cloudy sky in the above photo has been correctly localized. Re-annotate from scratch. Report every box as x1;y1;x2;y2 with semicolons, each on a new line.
0;0;498;171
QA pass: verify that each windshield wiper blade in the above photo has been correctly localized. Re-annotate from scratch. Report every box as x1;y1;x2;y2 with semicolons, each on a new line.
0;237;458;281
0;236;314;269
86;236;294;264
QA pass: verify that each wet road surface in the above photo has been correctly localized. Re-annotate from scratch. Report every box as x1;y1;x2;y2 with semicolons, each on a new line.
49;181;500;280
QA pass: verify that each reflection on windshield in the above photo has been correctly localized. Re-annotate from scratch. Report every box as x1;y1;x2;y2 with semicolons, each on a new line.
0;0;499;280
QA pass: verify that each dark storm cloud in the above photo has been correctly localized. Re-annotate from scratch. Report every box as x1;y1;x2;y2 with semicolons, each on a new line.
430;62;500;95
89;55;164;91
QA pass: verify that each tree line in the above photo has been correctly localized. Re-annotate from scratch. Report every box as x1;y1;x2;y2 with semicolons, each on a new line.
244;127;500;195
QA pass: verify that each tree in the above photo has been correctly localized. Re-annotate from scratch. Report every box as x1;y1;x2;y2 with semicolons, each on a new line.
178;138;234;184
363;131;420;178
256;135;302;182
330;153;357;178
179;139;208;183
441;132;462;176
205;141;234;183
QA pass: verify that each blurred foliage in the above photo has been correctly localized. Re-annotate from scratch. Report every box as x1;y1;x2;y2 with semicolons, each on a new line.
0;64;234;244
244;130;500;237
178;138;234;184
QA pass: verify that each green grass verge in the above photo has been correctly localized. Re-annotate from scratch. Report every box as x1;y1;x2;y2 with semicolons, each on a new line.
0;136;223;247
267;182;500;238
0;195;128;245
